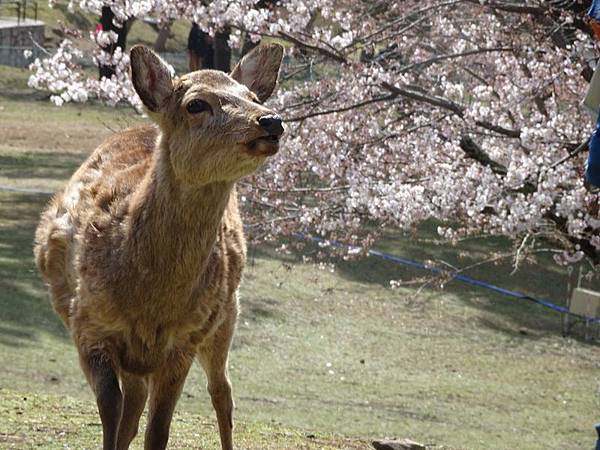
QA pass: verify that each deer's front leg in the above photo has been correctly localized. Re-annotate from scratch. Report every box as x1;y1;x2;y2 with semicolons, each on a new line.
144;351;193;450
198;319;236;450
80;350;123;450
117;372;148;450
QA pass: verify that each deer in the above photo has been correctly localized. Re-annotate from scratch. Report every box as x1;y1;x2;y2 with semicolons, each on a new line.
33;43;285;450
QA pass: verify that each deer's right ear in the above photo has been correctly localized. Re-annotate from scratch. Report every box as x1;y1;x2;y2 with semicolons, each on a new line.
130;45;173;112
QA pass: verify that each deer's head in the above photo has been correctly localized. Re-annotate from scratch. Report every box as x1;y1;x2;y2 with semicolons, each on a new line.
130;43;284;185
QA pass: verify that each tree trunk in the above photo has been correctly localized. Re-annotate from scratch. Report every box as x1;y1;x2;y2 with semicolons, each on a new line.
241;35;258;57
98;6;130;79
154;21;172;53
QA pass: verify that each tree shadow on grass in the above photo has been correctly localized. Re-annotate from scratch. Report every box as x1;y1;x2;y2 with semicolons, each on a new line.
335;225;598;343
245;297;280;320
247;227;599;344
0;151;85;183
0;192;68;344
0;325;35;347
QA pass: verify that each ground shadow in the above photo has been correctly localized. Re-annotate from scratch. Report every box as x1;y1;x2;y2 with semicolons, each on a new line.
339;224;598;342
247;226;599;343
0;151;86;183
0;192;68;343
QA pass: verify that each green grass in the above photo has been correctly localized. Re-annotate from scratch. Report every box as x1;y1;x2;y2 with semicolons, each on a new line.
0;389;367;449
1;93;600;450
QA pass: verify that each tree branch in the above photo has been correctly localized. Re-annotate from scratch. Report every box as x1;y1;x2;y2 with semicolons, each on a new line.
549;139;590;169
285;94;397;122
381;81;465;116
474;120;521;138
381;82;521;138
459;135;508;175
277;31;348;64
465;0;546;15
398;47;514;74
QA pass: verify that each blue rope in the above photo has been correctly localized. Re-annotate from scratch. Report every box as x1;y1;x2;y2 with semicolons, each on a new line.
295;233;600;324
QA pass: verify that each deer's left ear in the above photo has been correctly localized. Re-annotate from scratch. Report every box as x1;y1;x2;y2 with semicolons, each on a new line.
230;43;284;102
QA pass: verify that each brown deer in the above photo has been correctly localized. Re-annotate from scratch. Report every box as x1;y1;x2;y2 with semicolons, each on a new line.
33;43;284;450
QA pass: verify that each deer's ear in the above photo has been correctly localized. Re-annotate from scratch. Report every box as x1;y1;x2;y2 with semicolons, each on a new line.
231;43;284;102
130;45;173;112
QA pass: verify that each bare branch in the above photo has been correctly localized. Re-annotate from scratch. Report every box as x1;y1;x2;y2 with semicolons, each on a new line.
240;183;350;193
277;31;348;64
459;135;508;175
465;0;546;15
381;81;466;116
398;47;515;74
549;140;590;169
474;120;521;138
382;82;522;138
285;94;397;122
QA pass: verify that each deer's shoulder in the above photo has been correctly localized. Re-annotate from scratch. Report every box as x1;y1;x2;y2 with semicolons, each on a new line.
59;125;158;225
89;125;158;178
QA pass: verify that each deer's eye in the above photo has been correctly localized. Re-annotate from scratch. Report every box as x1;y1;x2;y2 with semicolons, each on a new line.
186;99;212;114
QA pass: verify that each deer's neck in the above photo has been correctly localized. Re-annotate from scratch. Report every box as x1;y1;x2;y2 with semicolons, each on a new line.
124;140;233;298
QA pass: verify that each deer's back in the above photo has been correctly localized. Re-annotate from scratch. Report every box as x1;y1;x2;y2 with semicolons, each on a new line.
34;126;158;318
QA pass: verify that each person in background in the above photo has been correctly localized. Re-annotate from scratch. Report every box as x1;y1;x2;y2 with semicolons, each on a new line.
213;30;231;72
585;0;600;191
97;6;129;79
188;23;214;71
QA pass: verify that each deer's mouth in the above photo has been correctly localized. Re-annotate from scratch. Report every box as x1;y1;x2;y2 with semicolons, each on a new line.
245;135;280;156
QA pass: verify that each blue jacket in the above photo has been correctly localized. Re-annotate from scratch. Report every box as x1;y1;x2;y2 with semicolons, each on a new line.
586;0;600;188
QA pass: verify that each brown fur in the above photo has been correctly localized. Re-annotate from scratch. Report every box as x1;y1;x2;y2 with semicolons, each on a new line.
34;44;284;450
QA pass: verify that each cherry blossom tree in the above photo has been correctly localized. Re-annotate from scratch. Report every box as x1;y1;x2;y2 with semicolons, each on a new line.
28;0;600;266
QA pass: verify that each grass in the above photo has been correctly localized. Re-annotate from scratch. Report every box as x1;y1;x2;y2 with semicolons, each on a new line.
0;389;367;450
2;70;600;449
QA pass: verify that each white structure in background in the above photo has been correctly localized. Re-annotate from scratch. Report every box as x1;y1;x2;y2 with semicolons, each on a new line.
565;288;600;340
0;1;44;67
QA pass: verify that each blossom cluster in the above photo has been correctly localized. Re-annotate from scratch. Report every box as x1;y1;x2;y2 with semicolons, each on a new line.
30;0;600;264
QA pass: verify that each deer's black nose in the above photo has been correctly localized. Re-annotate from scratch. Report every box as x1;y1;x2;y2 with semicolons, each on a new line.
258;114;284;137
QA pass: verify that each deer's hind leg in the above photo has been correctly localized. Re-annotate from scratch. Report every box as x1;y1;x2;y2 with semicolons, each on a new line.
80;350;123;450
117;372;148;450
144;350;193;450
